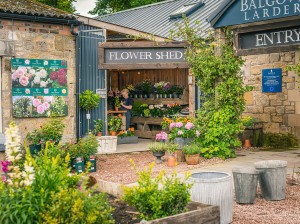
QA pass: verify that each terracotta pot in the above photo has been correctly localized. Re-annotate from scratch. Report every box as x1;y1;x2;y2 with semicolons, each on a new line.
110;131;117;136
115;107;119;112
167;155;176;167
185;154;200;165
97;132;102;137
244;139;251;148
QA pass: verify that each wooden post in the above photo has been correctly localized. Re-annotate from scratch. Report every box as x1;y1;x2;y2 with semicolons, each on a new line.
188;69;195;117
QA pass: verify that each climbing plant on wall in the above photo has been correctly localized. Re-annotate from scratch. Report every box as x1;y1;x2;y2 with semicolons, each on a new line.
171;18;252;159
286;59;300;88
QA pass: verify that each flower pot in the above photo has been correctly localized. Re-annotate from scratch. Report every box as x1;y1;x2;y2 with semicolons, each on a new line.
155;94;159;99
168;94;173;98
134;94;138;98
167;155;176;167
110;131;117;136
173;93;178;98
244;139;251;148
185;154;200;165
159;94;163;98
115;107;119;112
149;94;154;98
139;94;143;98
163;94;167;98
179;94;183;99
29;144;42;156
153;151;165;164
144;94;148;98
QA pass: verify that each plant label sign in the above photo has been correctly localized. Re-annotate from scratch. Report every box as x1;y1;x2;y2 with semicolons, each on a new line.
11;58;68;118
262;68;282;93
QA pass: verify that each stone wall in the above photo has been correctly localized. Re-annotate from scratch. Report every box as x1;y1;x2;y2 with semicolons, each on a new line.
0;19;76;142
242;50;300;140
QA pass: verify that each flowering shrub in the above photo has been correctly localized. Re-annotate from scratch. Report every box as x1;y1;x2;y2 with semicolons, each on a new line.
118;128;135;137
156;131;168;142
168;117;199;142
166;103;182;115
0;122;114;223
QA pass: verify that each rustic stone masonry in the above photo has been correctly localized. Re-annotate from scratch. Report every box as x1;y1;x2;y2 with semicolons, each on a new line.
242;51;300;140
0;19;76;143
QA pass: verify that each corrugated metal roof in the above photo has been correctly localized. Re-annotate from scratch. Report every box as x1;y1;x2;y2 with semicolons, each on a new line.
0;0;75;19
95;0;226;39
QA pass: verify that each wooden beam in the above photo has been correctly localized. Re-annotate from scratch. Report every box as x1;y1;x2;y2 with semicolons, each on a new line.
99;41;188;48
77;16;168;42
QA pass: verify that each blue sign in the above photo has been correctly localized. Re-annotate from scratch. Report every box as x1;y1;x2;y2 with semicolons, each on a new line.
262;68;282;93
214;0;300;28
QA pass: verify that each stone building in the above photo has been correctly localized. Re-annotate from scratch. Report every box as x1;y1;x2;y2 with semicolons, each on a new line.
0;0;80;147
209;0;300;141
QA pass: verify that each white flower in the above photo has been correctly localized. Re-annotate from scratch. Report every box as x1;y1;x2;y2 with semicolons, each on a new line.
39;69;47;78
149;105;154;109
5;122;22;162
40;81;48;88
33;76;41;84
44;60;48;66
29;69;36;75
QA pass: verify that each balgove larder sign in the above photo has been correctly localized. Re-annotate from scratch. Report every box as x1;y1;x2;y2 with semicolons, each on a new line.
215;0;300;27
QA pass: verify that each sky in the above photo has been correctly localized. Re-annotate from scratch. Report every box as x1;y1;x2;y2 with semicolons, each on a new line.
73;0;97;17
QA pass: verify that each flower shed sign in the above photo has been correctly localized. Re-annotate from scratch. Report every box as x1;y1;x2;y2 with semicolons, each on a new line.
214;0;300;28
99;42;189;70
11;58;68;118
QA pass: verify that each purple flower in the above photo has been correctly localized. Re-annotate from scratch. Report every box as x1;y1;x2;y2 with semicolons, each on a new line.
176;122;183;128
1;161;10;173
196;130;200;137
2;175;7;183
170;122;176;129
177;130;183;135
185;122;194;130
156;131;168;141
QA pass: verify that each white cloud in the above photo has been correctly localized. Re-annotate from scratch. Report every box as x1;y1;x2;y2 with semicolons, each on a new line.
74;0;97;17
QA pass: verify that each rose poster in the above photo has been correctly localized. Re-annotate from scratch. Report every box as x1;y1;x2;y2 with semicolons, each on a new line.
11;58;68;118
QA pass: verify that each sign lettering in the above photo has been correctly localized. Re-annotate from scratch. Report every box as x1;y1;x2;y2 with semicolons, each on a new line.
262;68;282;93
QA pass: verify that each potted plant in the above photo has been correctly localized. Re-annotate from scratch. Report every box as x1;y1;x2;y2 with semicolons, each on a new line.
79;90;101;131
115;96;120;111
117;128;138;144
149;142;167;164
143;108;150;117
182;143;200;165
241;116;263;147
41;118;65;144
108;115;122;136
26;129;43;155
167;143;178;167
93;119;103;137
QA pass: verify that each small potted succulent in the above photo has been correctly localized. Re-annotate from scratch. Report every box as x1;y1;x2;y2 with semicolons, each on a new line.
167;143;178;167
108;115;122;136
182;143;200;165
149;142;167;164
93;119;103;137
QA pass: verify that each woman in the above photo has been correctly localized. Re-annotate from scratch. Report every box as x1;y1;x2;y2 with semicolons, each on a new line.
120;89;133;130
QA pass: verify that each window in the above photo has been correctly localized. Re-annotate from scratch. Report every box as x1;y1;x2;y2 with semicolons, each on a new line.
170;1;204;19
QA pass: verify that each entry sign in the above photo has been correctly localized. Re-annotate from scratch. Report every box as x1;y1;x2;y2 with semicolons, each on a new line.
262;68;282;93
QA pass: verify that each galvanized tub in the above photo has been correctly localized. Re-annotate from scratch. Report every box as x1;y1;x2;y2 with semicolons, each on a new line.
254;160;287;201
188;172;233;224
232;167;259;204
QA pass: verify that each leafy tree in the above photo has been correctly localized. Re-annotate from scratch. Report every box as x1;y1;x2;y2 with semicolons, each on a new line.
36;0;76;13
90;0;165;16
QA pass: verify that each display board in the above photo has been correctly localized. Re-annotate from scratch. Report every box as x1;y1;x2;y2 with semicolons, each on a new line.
262;68;282;93
11;58;68;118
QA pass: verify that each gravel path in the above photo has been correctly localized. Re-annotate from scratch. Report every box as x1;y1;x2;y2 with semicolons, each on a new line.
233;181;300;224
91;151;227;184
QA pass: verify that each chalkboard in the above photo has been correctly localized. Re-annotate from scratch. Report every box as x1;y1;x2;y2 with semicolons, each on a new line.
262;68;282;93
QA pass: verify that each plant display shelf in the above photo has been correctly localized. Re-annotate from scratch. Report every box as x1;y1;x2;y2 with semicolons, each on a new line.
131;117;165;139
107;110;126;131
133;97;188;106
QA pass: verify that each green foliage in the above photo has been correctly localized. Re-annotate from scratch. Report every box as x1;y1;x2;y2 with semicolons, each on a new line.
148;142;167;152
114;96;121;108
93;119;104;134
36;0;76;13
90;0;165;16
172;17;252;159
69;133;98;161
79;90;101;111
263;133;299;148
13;97;32;118
108;115;122;131
122;161;192;220
166;143;179;154
50;96;68;117
182;143;200;155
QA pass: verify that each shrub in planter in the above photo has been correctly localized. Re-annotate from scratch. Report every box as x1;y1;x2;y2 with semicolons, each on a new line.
108;115;122;135
93;119;104;136
263;132;299;148
149;142;167;163
123;161;192;220
182;144;200;165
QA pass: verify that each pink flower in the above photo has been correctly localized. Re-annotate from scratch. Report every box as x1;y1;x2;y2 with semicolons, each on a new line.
2;175;7;183
196;130;200;137
25;59;30;65
37;104;45;114
50;71;58;80
156;131;168;141
11;72;18;81
44;89;49;94
185;122;194;130
176;122;183;128
32;99;41;107
19;75;29;86
58;68;67;77
43;102;50;110
25;89;30;94
170;122;176;129
177;130;183;136
1;161;10;173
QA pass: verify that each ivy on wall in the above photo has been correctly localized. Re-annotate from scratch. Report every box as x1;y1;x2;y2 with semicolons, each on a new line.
171;18;252;159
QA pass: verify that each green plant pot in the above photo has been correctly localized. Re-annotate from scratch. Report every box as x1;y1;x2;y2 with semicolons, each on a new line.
29;144;42;156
